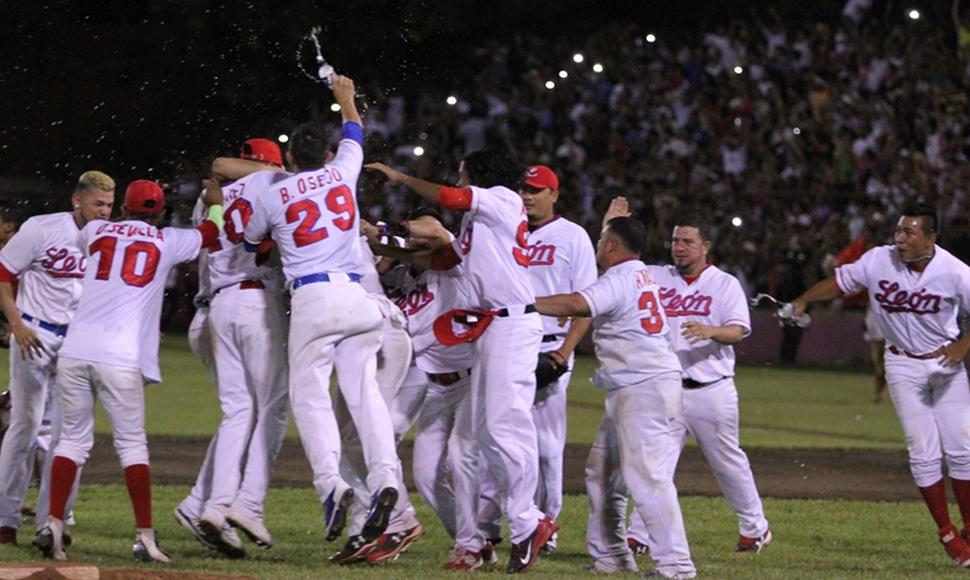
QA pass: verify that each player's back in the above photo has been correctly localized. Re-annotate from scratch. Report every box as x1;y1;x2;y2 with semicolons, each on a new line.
245;139;364;284
60;219;202;383
525;216;597;335
580;259;681;389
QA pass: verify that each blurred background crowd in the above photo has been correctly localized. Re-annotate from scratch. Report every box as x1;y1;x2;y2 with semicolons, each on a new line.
2;0;969;333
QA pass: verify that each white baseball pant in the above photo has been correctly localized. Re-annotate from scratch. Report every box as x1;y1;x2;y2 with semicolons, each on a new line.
53;358;148;469
470;313;544;543
586;374;696;579
179;307;219;519
200;286;289;525
338;315;418;536
885;352;970;486
412;373;479;548
0;324;79;529
288;281;398;503
629;378;768;541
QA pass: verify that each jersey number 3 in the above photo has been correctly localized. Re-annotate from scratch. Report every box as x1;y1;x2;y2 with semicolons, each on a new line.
639;291;664;334
286;185;356;247
89;237;160;287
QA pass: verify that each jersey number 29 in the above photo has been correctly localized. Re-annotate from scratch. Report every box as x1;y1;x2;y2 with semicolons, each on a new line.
286;185;356;247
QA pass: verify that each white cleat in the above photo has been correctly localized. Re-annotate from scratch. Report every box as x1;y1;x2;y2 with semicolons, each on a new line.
133;528;172;563
227;511;273;549
34;516;67;561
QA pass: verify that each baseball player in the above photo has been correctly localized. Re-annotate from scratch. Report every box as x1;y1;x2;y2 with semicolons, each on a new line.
327;234;423;564
788;202;970;568
364;212;489;569
367;148;559;574
36;179;222;562
241;75;400;547
535;216;697;579
0;171;115;548
176;139;290;558
625;211;771;554
478;164;596;554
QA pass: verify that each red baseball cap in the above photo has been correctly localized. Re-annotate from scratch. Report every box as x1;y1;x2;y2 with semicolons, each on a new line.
524;165;559;190
123;180;165;215
241;138;283;167
433;309;497;346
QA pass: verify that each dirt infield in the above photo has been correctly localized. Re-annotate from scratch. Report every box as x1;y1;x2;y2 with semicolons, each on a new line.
78;436;920;502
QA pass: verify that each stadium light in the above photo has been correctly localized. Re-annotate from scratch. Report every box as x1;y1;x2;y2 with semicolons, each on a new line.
278;134;289;143
558;70;568;79
413;146;425;157
646;34;656;43
446;95;458;106
592;63;604;73
793;127;802;135
573;53;584;63
733;65;743;75
330;103;341;112
908;8;920;20
731;216;743;227
545;81;555;89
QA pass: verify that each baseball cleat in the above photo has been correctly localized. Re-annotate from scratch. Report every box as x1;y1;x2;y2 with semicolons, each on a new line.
198;518;246;559
329;534;376;565
361;486;399;542
642;571;698;579
583;557;639;574
540;530;558;555
133;528;172;563
506;515;558;574
941;525;970;567
628;536;650;556
481;539;499;566
443;545;484;571
173;507;216;550
0;526;16;546
323;481;355;541
227;511;273;549
736;529;772;554
366;523;424;564
34;517;67;561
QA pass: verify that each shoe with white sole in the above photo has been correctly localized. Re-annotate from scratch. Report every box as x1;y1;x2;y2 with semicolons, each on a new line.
323;480;355;542
133;528;172;563
227;511;273;549
34;517;67;561
173;507;216;550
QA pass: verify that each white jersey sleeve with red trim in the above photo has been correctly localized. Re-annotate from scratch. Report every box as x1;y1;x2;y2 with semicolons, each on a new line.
0;212;85;325
59;220;202;383
835;246;879;295
579;260;681;389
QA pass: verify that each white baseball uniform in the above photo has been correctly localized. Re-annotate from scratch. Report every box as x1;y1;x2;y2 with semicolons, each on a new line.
335;238;418;538
54;219;206;469
399;262;480;549
242;123;399;508
448;184;544;545
0;212;85;531
835;245;970;487
628;264;768;543
580;259;696;578
178;199;220;524
193;172;290;529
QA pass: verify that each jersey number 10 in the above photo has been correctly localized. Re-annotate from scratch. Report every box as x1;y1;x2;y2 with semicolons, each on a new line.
89;237;160;287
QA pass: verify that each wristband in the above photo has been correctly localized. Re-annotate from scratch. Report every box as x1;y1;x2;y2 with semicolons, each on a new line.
207;205;224;228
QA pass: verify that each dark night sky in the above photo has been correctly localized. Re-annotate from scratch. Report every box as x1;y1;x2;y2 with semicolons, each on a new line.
1;0;907;198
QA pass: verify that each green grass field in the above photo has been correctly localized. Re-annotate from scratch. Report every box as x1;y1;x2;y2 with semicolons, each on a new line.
1;486;966;579
0;334;904;449
0;334;934;578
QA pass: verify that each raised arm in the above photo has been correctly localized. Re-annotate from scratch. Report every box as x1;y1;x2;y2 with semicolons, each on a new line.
331;75;362;126
789;277;842;317
364;163;449;205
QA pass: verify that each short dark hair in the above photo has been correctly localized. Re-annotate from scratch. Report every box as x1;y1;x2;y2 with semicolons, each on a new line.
674;214;712;242
900;202;938;236
605;216;648;256
289;122;330;169
462;147;522;190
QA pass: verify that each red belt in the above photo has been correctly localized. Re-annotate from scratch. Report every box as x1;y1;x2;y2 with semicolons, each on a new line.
888;345;945;360
427;368;472;386
214;279;265;296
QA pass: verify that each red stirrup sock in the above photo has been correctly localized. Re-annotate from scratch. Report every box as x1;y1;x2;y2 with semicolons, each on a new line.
920;479;953;530
950;478;970;532
124;464;153;529
49;456;78;521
